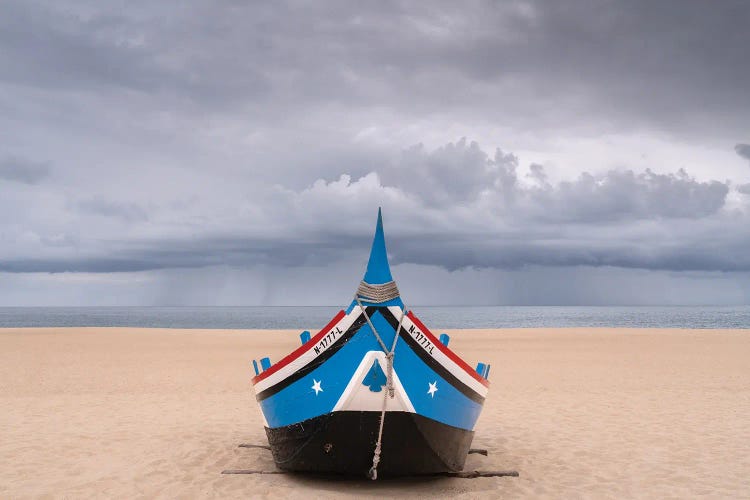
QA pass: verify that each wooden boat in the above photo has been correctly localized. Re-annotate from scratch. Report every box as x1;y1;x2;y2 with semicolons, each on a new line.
250;209;490;478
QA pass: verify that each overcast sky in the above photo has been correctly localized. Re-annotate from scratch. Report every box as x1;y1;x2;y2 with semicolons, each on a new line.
1;0;750;306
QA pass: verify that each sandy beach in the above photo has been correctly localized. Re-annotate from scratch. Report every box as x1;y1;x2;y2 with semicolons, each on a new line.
1;327;748;499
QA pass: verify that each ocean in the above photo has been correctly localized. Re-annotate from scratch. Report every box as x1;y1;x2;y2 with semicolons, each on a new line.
1;305;749;329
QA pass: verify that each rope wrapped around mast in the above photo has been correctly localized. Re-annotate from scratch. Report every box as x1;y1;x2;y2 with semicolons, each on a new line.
356;280;400;303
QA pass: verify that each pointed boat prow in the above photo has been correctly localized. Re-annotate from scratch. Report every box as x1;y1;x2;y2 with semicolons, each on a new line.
250;209;489;477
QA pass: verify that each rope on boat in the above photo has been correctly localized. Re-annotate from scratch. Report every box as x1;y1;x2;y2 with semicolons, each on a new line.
354;289;407;480
356;280;400;303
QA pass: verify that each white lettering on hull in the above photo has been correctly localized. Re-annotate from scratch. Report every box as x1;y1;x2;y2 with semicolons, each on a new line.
313;326;344;355
387;306;489;398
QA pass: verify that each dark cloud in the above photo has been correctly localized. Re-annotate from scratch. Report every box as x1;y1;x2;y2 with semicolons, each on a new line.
0;156;50;184
1;1;748;136
0;1;269;105
736;144;750;162
393;229;750;273
379;138;729;221
75;198;148;222
378;139;518;206
0;236;363;273
524;168;729;222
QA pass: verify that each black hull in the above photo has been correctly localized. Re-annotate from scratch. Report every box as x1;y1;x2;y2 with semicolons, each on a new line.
264;411;474;477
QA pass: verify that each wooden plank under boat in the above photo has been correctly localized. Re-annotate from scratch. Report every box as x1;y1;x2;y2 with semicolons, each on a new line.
250;209;490;478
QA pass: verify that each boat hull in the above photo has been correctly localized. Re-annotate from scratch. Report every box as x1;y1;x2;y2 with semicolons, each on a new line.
265;410;474;476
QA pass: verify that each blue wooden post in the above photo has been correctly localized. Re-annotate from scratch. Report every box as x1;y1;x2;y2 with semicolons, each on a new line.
439;333;450;346
475;362;486;376
484;364;491;379
252;359;260;376
260;357;272;371
300;330;311;344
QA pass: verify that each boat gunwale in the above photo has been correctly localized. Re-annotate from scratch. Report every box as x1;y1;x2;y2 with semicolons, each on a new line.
251;309;347;384
251;307;489;390
406;310;490;388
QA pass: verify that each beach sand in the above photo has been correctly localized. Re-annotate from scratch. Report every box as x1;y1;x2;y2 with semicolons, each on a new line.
1;327;748;499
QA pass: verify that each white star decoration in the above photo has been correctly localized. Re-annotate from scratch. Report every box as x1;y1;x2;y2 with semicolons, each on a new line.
427;381;438;398
311;379;323;395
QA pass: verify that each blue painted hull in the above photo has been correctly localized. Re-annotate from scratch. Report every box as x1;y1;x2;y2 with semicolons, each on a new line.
250;209;490;476
252;305;489;475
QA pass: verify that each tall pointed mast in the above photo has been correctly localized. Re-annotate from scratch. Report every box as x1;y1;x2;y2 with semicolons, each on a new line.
363;208;393;285
353;208;403;308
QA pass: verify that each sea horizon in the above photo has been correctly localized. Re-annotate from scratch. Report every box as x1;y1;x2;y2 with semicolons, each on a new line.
2;305;749;330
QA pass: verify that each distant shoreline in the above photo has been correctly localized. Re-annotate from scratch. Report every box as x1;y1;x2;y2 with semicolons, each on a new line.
2;327;749;333
1;305;749;329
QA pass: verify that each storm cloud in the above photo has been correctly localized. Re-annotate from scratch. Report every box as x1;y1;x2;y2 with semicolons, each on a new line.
0;156;50;184
1;0;749;305
1;139;746;276
74;198;149;222
736;144;750;162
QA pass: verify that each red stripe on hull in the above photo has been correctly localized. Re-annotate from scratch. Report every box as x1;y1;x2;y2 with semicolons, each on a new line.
252;310;347;384
407;311;490;388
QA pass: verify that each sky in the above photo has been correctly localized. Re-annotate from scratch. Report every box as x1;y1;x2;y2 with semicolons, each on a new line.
1;0;750;306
